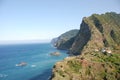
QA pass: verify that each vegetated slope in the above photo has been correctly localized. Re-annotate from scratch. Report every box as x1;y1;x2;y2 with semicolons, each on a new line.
69;12;120;55
51;12;120;80
51;29;79;50
51;52;120;80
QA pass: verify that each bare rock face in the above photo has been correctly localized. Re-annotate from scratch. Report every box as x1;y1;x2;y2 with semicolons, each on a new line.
50;12;120;80
69;20;92;55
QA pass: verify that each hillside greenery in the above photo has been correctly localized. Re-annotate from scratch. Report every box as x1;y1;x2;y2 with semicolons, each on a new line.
51;12;120;80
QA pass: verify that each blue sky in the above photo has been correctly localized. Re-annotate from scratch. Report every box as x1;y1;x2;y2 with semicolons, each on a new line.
0;0;120;43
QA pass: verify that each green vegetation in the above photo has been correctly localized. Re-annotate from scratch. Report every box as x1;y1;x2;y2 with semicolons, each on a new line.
89;12;120;48
52;52;120;80
58;70;64;77
51;12;120;80
67;60;82;73
85;67;91;75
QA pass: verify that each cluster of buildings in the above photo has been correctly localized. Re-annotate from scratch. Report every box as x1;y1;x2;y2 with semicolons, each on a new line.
94;47;112;55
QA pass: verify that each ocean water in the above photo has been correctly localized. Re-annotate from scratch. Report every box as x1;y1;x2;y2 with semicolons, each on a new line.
0;43;68;80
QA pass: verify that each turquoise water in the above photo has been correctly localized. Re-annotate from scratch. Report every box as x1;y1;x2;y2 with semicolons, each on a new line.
0;43;68;80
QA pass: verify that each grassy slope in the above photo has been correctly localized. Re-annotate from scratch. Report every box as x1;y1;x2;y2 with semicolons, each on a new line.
52;52;120;80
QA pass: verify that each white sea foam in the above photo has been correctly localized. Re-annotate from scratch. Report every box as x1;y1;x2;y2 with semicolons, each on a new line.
31;65;36;67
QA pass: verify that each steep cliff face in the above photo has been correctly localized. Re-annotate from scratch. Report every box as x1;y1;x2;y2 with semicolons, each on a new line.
69;20;92;55
51;12;120;80
69;12;120;55
52;29;79;50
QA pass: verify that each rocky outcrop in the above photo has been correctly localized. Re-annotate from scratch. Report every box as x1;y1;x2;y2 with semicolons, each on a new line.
50;52;61;56
51;12;120;80
51;29;79;50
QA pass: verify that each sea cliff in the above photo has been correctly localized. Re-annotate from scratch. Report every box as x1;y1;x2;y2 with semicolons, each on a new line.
50;12;120;80
69;12;120;55
51;29;79;50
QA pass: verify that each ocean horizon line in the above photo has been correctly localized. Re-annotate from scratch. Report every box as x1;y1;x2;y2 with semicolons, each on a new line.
0;39;51;45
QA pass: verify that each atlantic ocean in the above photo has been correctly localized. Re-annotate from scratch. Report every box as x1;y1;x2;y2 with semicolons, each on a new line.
0;43;68;80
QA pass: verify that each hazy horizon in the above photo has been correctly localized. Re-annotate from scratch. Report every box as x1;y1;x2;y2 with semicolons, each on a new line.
0;39;51;45
0;0;120;44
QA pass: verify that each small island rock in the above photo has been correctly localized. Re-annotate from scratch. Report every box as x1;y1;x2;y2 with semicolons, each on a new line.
50;52;61;56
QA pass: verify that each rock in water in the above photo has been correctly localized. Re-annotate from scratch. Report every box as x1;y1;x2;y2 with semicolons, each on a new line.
50;52;61;56
16;62;27;67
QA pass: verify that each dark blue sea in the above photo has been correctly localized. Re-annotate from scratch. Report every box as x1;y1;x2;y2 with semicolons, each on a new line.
0;43;68;80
